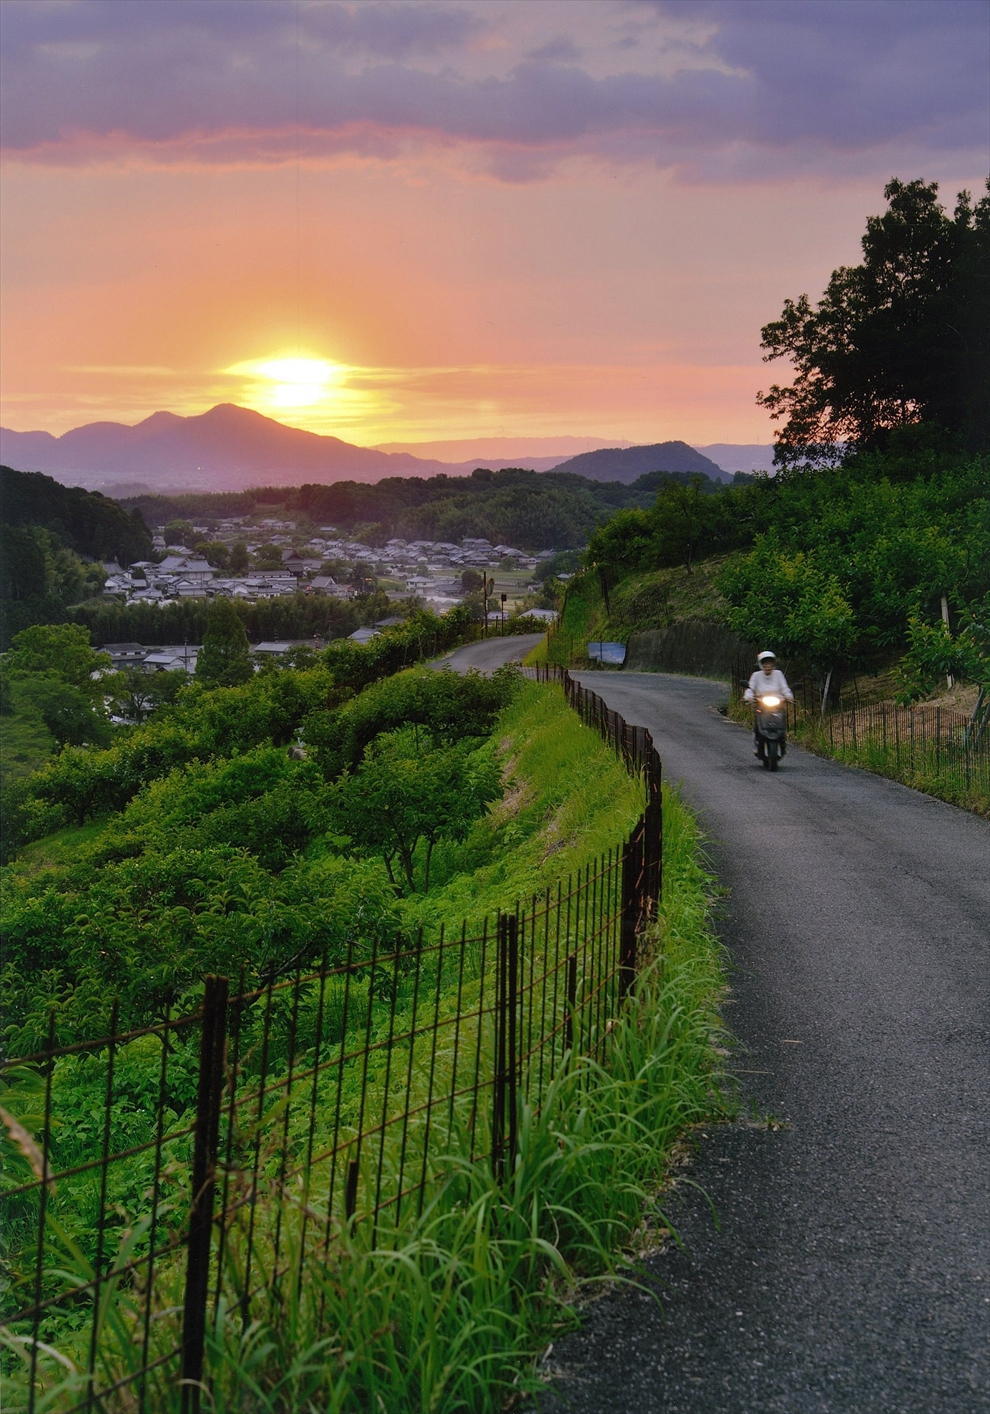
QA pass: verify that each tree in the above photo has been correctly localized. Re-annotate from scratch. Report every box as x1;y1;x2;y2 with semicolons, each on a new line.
719;541;856;673
193;539;230;570
164;519;195;545
758;179;990;464
19;677;112;747
108;667;188;723
228;541;250;575
195;598;253;687
6;623;110;698
329;728;499;892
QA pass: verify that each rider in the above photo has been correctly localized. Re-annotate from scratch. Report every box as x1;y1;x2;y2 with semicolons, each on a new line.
744;651;794;757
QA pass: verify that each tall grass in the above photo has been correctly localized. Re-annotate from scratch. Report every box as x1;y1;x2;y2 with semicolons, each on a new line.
726;691;990;817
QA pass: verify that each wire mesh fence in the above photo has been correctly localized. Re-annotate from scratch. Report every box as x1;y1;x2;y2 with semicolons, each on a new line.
1;670;662;1413
816;697;990;796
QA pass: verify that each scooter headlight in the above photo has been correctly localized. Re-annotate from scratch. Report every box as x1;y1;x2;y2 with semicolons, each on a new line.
760;694;782;708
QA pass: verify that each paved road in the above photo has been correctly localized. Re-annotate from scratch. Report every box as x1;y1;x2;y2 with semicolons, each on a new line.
445;652;990;1414
431;633;545;673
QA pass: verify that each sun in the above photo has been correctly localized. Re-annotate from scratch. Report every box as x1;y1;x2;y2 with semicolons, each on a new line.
224;355;346;412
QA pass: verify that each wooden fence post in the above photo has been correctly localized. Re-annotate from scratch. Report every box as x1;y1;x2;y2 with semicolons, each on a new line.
180;976;229;1414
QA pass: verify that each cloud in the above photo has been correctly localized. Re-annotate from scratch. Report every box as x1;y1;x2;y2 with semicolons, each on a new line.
1;0;986;181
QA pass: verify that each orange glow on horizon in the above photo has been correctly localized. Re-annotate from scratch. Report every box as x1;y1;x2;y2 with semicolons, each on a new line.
220;353;391;429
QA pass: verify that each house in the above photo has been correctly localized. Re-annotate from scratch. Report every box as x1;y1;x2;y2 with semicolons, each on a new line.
155;556;216;583
102;643;149;670
144;647;199;673
310;577;355;598
253;640;325;661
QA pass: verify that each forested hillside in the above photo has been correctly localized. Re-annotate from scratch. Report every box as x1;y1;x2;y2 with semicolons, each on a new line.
0;466;153;642
581;445;988;685
120;465;736;550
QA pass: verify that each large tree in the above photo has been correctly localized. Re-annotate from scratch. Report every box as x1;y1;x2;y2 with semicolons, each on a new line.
195;597;253;687
758;179;990;466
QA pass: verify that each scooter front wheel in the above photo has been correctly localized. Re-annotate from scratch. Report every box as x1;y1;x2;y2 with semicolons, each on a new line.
766;739;779;771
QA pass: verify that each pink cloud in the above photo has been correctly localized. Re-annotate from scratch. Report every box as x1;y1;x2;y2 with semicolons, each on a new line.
2;0;985;182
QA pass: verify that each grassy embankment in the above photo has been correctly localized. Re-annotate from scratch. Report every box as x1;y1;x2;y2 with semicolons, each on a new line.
529;560;731;670
4;678;731;1413
0;680;56;785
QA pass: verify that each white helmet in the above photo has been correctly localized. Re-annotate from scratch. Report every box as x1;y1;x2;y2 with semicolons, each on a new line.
757;650;777;663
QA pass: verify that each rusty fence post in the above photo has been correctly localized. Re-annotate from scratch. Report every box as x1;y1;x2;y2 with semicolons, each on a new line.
180;975;229;1414
492;915;507;1181
564;953;578;1054
492;914;520;1184
505;915;519;1173
619;828;641;1001
645;745;663;915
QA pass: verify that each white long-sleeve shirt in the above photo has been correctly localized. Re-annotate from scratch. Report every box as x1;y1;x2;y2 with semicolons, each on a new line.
744;667;793;702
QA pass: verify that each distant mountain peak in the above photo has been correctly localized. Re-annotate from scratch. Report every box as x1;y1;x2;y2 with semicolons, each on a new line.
549;439;729;483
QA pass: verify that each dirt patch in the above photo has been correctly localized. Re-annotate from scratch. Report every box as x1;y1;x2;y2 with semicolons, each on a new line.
923;683;980;714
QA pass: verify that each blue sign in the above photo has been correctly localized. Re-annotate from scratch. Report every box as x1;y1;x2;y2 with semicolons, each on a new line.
586;641;626;665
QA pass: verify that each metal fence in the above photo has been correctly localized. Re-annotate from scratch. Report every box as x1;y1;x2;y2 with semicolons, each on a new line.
1;670;662;1414
815;697;990;794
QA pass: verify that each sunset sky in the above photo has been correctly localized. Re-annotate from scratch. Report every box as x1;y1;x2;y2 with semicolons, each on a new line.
1;0;987;451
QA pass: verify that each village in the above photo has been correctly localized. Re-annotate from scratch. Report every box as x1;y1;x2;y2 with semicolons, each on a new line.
98;517;561;674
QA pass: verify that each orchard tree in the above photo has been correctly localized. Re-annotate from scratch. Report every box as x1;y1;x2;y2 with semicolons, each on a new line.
719;541;855;673
5;623;110;698
329;728;499;893
758;179;990;465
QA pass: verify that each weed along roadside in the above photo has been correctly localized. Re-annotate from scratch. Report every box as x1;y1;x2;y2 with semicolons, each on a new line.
0;670;730;1414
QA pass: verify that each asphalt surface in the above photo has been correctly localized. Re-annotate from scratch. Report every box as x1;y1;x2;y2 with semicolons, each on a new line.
445;650;990;1414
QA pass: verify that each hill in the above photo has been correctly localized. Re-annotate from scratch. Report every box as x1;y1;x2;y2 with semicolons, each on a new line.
2;407;744;493
0;404;459;493
0;465;154;645
549;441;730;483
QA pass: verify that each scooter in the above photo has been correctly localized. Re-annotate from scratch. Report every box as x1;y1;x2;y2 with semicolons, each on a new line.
754;693;787;771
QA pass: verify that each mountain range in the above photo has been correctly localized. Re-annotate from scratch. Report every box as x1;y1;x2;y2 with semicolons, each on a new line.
0;404;771;493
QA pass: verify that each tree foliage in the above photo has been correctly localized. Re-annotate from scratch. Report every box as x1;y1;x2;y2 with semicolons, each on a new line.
195;596;254;687
714;455;988;669
1;634;518;1047
758;179;990;464
120;467;729;554
329;728;500;893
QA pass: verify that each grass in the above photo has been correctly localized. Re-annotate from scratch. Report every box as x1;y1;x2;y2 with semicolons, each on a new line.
401;677;645;928
0;688;55;785
800;718;990;816
3;821;109;881
532;561;733;671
